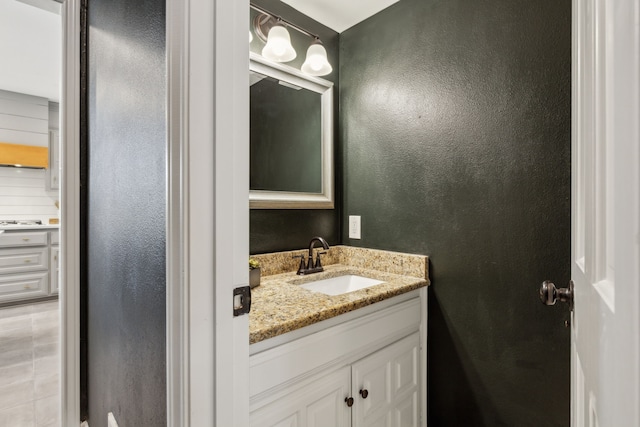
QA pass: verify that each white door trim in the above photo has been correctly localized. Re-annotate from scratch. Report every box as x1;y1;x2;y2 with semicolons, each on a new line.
166;0;188;424
60;0;81;424
62;0;250;424
212;0;250;424
166;0;250;425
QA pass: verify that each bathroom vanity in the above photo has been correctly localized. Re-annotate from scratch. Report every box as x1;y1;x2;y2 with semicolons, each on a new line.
249;246;429;427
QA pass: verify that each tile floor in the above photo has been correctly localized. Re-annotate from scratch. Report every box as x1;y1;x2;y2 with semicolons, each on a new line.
0;300;59;427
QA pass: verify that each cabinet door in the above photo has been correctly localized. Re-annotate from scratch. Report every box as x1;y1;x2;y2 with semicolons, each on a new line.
251;366;350;427
352;333;420;427
50;246;59;294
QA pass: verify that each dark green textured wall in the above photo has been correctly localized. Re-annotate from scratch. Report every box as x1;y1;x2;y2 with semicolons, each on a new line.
250;0;340;254
86;0;167;424
340;0;571;425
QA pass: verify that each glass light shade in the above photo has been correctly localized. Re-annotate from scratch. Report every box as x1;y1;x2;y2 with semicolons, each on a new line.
301;43;332;76
262;25;296;62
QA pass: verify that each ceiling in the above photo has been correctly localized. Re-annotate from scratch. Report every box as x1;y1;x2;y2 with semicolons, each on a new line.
280;0;399;33
0;0;61;102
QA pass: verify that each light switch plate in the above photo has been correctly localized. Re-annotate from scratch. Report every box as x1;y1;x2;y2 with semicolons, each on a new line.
349;215;361;239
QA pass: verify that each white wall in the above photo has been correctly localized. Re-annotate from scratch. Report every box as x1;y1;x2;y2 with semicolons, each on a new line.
0;93;59;222
0;89;49;147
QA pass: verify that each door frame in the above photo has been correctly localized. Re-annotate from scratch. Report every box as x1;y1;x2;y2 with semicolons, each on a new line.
61;0;250;425
60;0;81;423
166;0;249;424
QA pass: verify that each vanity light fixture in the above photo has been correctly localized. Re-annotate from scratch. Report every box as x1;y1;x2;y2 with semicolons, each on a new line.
250;2;333;76
262;23;297;62
301;38;332;76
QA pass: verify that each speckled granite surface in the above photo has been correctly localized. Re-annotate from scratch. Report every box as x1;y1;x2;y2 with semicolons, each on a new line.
249;246;429;344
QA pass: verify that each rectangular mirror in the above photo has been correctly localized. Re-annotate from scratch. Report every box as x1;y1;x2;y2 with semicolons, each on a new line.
250;52;334;209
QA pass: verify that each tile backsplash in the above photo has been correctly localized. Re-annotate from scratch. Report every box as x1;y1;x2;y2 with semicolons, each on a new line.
0;167;59;222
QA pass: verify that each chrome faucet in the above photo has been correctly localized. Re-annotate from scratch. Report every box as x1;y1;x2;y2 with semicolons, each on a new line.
295;236;330;275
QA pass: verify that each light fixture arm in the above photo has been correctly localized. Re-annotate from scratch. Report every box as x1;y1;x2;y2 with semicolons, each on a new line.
250;3;320;41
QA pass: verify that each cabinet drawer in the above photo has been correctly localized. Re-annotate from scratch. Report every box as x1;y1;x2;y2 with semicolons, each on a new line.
50;230;59;245
0;271;49;302
0;231;48;247
0;247;49;274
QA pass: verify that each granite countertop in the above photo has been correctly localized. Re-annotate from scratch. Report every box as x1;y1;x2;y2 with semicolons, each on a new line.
249;246;430;344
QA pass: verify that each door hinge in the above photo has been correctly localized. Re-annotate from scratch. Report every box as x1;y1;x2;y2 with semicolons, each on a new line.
233;286;251;316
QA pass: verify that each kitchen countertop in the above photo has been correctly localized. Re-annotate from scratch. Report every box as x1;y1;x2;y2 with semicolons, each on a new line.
249;246;429;344
0;224;59;231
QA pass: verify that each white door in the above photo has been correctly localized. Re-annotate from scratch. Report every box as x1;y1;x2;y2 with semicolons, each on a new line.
569;0;640;425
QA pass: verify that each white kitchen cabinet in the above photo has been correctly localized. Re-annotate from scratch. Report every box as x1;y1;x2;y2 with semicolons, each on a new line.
50;229;59;294
250;291;427;427
0;228;59;304
50;245;59;294
0;247;49;274
0;231;48;247
0;271;49;301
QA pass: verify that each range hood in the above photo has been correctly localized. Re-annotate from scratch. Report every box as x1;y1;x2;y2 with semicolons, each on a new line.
0;142;48;169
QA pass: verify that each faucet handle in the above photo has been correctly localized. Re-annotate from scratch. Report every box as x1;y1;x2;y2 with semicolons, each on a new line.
293;254;305;274
314;251;327;268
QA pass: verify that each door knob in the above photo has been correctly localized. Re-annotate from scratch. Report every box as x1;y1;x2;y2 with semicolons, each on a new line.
539;280;574;310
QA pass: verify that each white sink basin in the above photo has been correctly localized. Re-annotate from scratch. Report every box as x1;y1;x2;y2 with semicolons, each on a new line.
299;275;384;296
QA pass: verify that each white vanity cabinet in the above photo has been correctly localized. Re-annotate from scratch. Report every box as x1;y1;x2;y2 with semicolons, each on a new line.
250;290;427;427
352;333;420;427
0;228;59;304
250;366;351;427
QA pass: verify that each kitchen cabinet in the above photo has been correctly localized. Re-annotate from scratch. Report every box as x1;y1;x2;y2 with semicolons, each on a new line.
0;228;59;304
250;291;426;427
50;230;59;294
0;230;48;247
